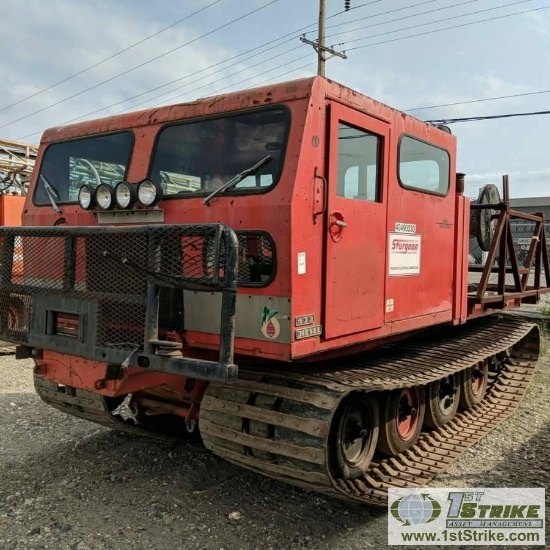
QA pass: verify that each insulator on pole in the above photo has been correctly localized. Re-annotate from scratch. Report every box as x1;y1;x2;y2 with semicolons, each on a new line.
345;0;351;11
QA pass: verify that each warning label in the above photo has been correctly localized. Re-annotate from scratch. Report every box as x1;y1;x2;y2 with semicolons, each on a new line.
388;233;421;276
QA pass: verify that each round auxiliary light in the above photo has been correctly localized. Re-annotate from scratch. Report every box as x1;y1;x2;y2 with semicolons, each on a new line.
115;181;137;209
138;179;163;207
78;184;95;210
95;184;115;210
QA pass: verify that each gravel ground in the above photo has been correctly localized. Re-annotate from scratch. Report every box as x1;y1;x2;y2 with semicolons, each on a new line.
0;338;548;550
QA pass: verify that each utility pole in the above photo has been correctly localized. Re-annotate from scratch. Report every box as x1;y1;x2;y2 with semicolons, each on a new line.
300;0;347;77
317;0;327;76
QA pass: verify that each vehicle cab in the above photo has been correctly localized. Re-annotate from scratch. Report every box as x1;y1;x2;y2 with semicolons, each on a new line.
11;77;459;383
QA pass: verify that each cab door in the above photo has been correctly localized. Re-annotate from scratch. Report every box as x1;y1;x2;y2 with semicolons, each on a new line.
324;104;389;339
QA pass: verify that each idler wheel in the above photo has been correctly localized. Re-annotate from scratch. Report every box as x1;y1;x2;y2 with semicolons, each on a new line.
459;360;489;409
377;386;425;456
330;392;379;480
424;373;461;429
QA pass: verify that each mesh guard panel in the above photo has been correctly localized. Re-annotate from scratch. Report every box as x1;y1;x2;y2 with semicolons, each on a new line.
0;224;238;359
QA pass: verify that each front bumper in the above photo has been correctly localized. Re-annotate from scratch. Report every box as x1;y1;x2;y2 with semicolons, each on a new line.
0;223;239;383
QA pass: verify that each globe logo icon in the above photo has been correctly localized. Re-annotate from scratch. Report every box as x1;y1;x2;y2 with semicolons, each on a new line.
391;493;442;526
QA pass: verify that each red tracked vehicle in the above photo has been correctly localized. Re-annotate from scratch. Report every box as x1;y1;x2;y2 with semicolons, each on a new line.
0;77;549;505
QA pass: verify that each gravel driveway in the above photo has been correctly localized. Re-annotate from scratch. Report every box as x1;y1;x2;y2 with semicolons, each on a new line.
0;338;548;550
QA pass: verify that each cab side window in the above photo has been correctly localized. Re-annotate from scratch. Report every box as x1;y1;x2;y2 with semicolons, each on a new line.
336;123;381;202
398;136;450;196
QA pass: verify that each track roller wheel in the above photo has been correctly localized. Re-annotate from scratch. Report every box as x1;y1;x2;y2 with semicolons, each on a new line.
330;392;379;480
377;386;425;456
459;359;489;409
424;373;460;429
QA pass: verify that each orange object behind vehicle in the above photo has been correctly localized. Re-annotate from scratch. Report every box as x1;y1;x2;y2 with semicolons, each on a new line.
0;195;24;276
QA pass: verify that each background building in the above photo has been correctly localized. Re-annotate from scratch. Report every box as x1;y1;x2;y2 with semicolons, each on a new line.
510;197;550;220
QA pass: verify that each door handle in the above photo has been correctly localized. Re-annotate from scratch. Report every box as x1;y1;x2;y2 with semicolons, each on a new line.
329;211;346;242
313;167;327;225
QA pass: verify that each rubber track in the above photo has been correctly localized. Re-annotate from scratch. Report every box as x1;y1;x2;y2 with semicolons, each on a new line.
200;316;540;506
33;315;539;506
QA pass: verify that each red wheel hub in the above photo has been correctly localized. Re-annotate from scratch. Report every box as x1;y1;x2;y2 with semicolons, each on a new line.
396;388;420;441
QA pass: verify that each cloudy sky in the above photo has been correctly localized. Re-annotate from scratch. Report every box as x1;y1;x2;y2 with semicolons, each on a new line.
0;0;549;198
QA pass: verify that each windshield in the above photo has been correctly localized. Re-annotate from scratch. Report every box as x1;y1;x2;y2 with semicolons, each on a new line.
34;132;133;205
149;107;289;196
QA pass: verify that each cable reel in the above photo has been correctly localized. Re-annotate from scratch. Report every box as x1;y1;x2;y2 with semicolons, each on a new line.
470;183;501;252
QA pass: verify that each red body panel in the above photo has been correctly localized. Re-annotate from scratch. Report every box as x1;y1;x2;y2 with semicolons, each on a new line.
24;77;465;363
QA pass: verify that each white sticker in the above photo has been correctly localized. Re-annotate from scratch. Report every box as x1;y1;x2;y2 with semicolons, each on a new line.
295;315;314;327
295;325;322;340
386;298;394;313
395;222;416;234
388;233;421;276
297;252;306;275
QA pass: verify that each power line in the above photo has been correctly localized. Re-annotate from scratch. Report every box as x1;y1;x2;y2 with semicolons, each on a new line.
0;0;224;115
326;0;481;39
38;36;307;131
76;39;311;119
19;0;536;140
303;0;425;75
22;0;476;139
16;52;316;141
346;0;535;49
405;88;550;112
347;0;550;52
0;0;278;132
115;46;309;115
229;61;318;91
147;51;312;110
426;110;550;124
16;42;307;142
102;1;380;114
16;1;369;139
113;1;469;115
200;58;318;98
16;48;311;141
118;1;379;114
324;0;438;31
